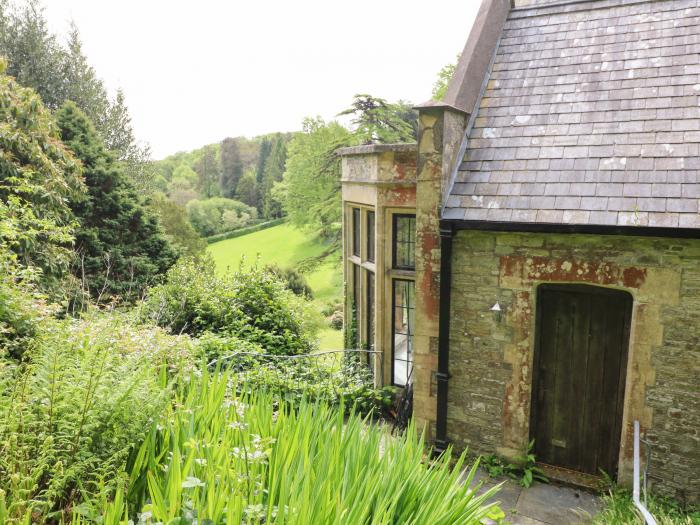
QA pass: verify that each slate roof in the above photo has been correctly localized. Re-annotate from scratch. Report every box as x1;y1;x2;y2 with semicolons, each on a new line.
444;0;700;228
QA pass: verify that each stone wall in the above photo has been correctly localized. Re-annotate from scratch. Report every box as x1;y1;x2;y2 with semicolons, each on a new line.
448;230;699;503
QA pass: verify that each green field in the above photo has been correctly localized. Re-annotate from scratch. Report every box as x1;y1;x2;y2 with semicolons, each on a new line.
207;223;343;350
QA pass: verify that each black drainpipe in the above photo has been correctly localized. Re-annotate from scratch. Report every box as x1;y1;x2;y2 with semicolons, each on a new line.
434;220;454;455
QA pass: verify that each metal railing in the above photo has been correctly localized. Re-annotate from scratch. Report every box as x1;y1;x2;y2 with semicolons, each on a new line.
634;420;657;525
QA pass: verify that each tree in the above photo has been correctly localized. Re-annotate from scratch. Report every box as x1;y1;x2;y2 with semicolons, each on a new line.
432;55;459;101
62;22;109;131
339;94;416;144
167;163;200;205
193;144;219;198
220;137;243;198
0;61;84;288
235;170;259;208
0;0;66;109
56;101;177;304
261;134;287;218
101;88;157;194
280;118;354;241
0;2;155;193
148;193;206;257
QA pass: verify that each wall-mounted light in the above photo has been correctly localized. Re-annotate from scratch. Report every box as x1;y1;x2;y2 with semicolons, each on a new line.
490;301;503;323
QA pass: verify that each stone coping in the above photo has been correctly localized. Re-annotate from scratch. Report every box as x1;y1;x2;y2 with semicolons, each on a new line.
336;143;417;157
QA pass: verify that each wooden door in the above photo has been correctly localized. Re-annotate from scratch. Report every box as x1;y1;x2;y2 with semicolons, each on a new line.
530;284;632;477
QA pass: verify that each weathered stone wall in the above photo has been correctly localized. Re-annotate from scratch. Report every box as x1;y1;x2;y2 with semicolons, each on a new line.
448;230;699;503
412;107;469;438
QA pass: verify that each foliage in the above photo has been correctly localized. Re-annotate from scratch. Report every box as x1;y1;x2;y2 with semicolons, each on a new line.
235;169;259;208
192;144;219;198
0;252;53;360
279;117;354;241
148;193;207;257
344;299;358;349
0;313;194;523
69;370;503;524
219;137;243;198
260;133;287;218
206;222;344;351
322;301;344;330
195;331;264;364
0;1;153;191
481;440;548;488
264;263;313;299
594;484;700;525
185;196;257;237
432;56;459;101
0;65;85;287
339;94;417;144
141;257;319;355
56;102;177;306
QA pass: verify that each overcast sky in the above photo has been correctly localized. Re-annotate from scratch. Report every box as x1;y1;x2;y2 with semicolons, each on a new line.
43;1;480;159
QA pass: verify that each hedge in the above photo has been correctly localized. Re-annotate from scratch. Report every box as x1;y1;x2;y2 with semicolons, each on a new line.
205;218;286;244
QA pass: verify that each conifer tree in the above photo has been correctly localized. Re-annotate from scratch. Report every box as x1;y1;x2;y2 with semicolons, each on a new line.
56;102;177;304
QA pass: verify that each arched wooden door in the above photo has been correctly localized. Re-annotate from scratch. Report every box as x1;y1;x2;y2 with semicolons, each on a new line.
530;284;632;477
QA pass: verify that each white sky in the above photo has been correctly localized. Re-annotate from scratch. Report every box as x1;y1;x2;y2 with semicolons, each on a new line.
43;1;480;159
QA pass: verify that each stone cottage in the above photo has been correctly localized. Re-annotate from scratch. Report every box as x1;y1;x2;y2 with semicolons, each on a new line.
339;0;700;503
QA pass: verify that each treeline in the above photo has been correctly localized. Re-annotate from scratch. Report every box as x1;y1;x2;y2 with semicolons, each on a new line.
161;94;420;247
154;132;292;239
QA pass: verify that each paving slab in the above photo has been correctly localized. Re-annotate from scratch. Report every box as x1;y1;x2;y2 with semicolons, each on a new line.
515;482;600;524
468;467;601;525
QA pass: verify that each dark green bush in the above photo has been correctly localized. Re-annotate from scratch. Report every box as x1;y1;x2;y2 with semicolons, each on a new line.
141;257;319;355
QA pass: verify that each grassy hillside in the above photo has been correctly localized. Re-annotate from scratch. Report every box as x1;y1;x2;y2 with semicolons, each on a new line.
207;223;343;349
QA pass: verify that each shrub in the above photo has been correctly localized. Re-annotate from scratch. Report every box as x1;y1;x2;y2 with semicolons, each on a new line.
195;331;264;364
186;197;258;237
219;351;390;415
0;255;56;361
264;263;313;298
141;257;319;355
76;370;504;524
0;314;193;522
322;301;344;330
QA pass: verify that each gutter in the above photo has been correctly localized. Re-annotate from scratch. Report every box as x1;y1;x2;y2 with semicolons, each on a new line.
439;219;700;240
434;222;454;455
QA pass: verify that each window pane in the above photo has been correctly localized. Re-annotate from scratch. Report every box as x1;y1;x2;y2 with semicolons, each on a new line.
352;208;361;257
393;215;416;269
392;279;415;386
367;211;375;263
366;271;374;350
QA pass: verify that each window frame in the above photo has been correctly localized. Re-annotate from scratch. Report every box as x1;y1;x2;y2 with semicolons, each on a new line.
392;213;416;270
